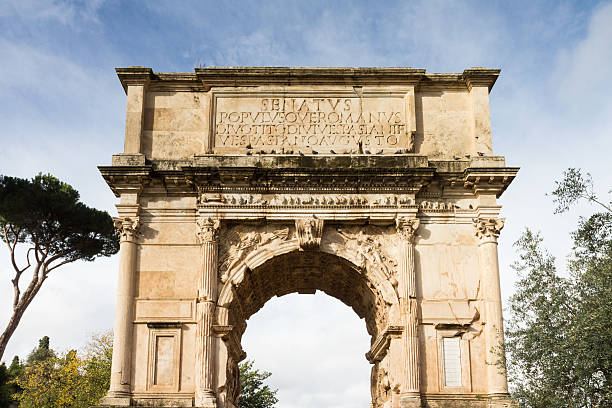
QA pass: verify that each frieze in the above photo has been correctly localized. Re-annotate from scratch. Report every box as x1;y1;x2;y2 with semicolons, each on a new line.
199;193;416;208
418;200;458;211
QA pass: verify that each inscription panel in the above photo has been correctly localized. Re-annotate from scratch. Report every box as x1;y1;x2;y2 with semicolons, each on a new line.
211;92;411;153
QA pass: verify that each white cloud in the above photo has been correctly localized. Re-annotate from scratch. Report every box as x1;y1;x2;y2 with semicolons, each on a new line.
0;0;105;26
554;2;612;116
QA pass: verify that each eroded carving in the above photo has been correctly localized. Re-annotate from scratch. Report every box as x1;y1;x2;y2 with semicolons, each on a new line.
270;194;369;206
371;364;394;408
196;217;221;243
396;217;420;243
295;218;324;250
335;227;394;279
335;225;397;281
219;224;292;281
418;200;457;211
473;217;505;240
113;217;140;242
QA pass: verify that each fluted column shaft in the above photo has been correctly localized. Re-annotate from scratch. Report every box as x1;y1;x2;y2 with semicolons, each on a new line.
195;217;221;407
396;217;421;406
108;217;140;398
474;218;509;395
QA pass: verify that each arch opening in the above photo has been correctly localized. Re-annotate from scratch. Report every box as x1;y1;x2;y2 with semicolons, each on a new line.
213;228;404;408
241;292;372;407
224;250;390;342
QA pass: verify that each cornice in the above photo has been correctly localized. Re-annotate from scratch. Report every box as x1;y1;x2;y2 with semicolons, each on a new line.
462;68;501;92
98;165;152;197
115;67;155;94
115;66;502;93
462;166;519;198
195;66;426;89
98;156;518;197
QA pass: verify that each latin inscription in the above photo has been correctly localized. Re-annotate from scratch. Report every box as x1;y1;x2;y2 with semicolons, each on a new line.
214;96;408;152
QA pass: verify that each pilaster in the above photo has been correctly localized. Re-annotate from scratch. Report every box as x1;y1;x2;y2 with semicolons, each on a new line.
396;215;421;408
195;216;221;407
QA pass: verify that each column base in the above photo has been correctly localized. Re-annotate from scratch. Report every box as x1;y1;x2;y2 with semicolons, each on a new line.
400;394;422;408
415;393;515;408
195;393;217;408
97;393;131;407
487;394;516;408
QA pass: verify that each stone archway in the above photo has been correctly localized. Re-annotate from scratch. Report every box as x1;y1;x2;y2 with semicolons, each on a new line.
99;66;518;408
212;222;403;408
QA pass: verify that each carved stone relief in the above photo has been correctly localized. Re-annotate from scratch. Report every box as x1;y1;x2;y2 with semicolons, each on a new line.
473;217;505;240
295;218;324;250
333;225;398;284
218;224;293;282
113;216;140;242
371;361;399;408
199;193;417;207
418;200;458;211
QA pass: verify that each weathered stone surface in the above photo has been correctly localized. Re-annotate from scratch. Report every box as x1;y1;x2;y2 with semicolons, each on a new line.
97;66;517;408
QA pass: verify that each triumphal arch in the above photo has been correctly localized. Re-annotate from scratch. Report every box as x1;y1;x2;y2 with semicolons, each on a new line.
98;66;517;408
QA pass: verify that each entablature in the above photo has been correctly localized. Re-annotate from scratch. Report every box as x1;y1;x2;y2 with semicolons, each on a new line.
99;155;517;202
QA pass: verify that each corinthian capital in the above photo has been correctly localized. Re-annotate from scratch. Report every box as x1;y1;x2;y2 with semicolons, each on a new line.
396;217;420;243
473;218;505;241
196;217;221;243
113;217;140;242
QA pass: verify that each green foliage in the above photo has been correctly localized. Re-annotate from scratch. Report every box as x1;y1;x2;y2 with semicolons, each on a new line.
26;336;55;365
0;355;24;406
0;173;119;262
15;333;112;408
550;168;611;214
0;174;119;362
0;362;12;407
238;360;278;408
504;169;611;407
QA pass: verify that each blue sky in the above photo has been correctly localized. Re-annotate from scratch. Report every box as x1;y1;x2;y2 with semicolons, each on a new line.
1;1;611;407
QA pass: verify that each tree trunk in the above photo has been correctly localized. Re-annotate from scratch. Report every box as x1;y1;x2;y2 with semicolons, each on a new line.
0;277;44;361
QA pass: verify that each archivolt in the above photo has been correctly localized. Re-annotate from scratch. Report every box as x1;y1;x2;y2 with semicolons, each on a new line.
215;237;400;340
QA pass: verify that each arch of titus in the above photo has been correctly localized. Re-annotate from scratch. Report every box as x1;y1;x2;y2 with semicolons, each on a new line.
97;67;517;408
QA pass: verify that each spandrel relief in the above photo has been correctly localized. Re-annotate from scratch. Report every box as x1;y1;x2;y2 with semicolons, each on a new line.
219;224;293;282
325;225;400;335
330;225;399;284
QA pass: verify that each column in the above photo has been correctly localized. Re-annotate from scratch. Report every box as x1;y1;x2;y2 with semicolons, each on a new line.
473;217;509;395
396;217;421;407
104;217;140;405
195;217;221;407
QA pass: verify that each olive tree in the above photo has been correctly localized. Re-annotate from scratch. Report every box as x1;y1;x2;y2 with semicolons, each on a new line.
503;169;611;407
